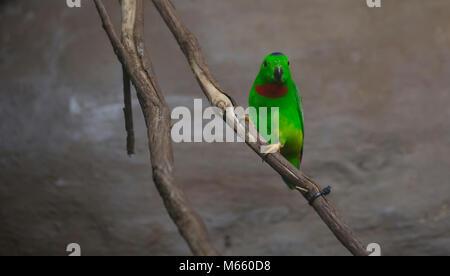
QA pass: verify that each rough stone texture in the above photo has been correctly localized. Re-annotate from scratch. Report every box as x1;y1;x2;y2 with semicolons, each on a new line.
0;0;449;255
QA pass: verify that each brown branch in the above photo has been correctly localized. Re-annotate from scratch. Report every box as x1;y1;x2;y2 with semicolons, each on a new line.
94;0;218;256
118;0;135;156
151;0;368;256
122;66;135;155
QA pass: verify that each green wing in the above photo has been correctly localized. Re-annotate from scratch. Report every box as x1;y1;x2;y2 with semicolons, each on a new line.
294;84;304;134
294;84;305;162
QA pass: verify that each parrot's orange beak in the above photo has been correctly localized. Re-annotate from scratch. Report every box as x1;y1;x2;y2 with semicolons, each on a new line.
274;66;283;84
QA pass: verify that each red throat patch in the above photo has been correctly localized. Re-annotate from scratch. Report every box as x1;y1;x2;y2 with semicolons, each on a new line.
255;84;288;98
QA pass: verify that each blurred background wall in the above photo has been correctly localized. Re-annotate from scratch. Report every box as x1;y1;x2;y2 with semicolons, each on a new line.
0;0;449;255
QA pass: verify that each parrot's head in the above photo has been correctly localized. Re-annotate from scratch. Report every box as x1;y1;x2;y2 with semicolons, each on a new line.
258;52;291;85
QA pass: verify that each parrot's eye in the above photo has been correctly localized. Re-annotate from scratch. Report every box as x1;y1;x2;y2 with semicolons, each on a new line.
264;61;268;67
288;61;290;66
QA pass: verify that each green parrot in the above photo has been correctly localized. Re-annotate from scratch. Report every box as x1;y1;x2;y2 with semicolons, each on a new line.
248;52;304;190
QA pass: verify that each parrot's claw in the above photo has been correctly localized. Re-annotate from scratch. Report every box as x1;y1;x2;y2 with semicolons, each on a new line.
261;142;282;156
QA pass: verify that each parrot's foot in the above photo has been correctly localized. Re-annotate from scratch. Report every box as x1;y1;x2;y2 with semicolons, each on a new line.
261;142;282;156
